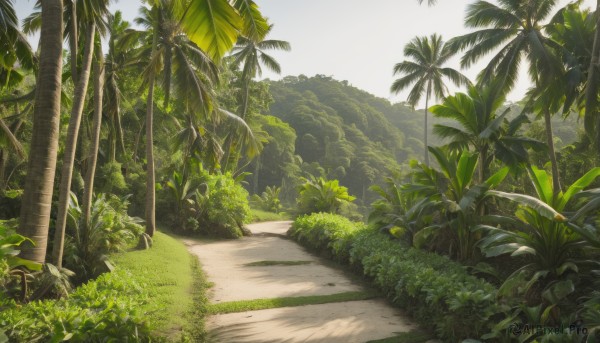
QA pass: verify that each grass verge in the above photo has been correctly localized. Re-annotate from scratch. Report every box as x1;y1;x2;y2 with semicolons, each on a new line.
243;260;312;267
111;231;208;340
250;208;290;222
207;290;380;314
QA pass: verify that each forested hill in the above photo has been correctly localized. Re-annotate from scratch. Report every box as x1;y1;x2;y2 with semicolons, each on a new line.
263;75;426;202
268;75;425;164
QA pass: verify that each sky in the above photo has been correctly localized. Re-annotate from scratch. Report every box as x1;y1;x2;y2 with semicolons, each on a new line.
14;0;598;106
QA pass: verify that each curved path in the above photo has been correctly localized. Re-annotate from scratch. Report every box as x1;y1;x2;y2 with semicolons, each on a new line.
184;221;425;343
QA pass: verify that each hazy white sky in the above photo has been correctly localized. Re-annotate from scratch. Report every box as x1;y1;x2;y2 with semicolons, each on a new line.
14;0;597;106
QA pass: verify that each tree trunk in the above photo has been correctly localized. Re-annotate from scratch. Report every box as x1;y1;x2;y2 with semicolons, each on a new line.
585;0;600;147
145;28;159;237
17;0;64;264
543;106;562;196
424;81;431;166
82;44;104;231
69;0;78;84
52;25;96;268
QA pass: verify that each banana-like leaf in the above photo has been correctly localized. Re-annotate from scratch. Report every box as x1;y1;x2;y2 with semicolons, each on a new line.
487;190;566;222
570;196;600;222
8;256;42;271
485;166;509;187
455;151;478;191
559;167;600;211
181;0;242;62
527;167;554;205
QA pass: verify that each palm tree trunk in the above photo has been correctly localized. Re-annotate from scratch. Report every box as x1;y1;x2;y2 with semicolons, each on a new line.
17;0;64;264
585;0;600;147
69;0;78;84
52;24;96;268
145;28;159;237
82;44;104;231
424;81;431;165
543;106;562;196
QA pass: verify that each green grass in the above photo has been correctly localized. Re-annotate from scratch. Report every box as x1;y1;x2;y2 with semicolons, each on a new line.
243;260;312;267
365;331;434;343
111;231;208;340
250;208;291;222
207;290;380;314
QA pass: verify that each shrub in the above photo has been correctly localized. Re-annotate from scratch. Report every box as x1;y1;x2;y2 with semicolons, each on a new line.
289;213;365;262
64;193;143;282
161;169;252;238
289;213;499;341
0;270;152;342
296;176;356;215
250;185;282;213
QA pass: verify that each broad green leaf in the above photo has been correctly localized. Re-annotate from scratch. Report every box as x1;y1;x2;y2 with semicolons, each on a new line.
528;167;554;205
556;262;578;276
570;196;600;222
487;190;566;222
483;243;521;257
455;151;478;190
510;245;535;257
542;280;574;304
485;166;509;188
181;0;242;62
8;256;42;271
559;167;600;210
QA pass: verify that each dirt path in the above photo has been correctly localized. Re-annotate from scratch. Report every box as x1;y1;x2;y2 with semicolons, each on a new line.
185;221;423;343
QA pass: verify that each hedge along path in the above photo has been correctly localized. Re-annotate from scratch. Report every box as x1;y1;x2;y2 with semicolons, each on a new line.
184;221;430;343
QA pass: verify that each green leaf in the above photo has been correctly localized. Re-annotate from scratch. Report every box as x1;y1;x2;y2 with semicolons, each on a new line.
542;280;575;304
181;0;242;62
231;0;268;41
556;262;578;276
528;167;554;205
8;256;42;271
487;190;566;222
455;151;478;190
485;166;509;188
559;167;600;211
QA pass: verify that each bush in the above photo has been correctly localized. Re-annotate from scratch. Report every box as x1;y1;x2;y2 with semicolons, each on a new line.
64;193;143;282
0;270;152;342
289;213;499;341
161;169;251;238
289;213;365;262
196;173;251;238
296;176;356;215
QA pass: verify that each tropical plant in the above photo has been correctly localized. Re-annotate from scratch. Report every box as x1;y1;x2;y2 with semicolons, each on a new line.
402;147;509;261
430;82;545;183
188;171;252;238
17;0;64;263
448;0;566;194
64;193;143;282
296;176;356;215
390;33;470;165
250;185;282;213
479;166;600;306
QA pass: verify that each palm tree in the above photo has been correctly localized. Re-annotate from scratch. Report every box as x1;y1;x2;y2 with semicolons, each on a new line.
138;0;220;236
17;0;63;264
448;0;565;194
223;24;290;171
104;12;142;163
430;82;545;183
81;39;105;241
52;0;111;268
390;34;470;165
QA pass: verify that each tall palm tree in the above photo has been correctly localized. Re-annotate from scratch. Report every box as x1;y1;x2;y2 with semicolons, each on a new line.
138;0;220;236
17;0;63;264
390;34;470;165
104;12;141;163
52;0;111;268
222;24;290;171
448;0;565;194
